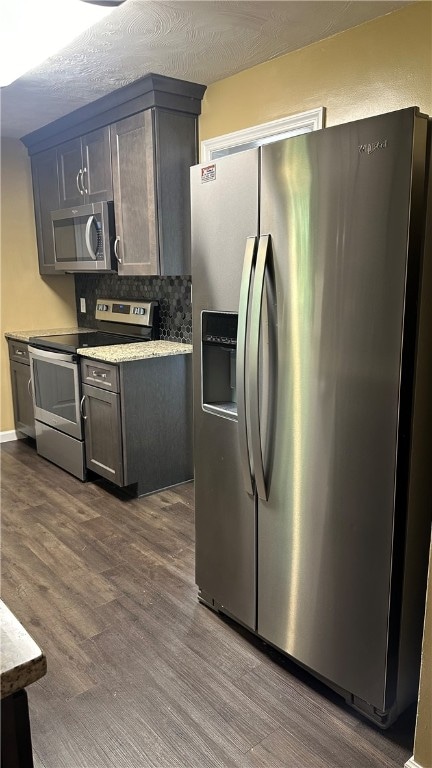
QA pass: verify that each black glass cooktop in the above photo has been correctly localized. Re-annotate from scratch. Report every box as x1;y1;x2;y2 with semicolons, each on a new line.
29;331;145;354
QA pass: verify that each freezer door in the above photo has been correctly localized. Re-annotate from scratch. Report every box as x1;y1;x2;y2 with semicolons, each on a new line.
191;150;259;629
257;108;425;711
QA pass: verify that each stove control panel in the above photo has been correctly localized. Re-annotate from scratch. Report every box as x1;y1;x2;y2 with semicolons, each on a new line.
95;298;157;327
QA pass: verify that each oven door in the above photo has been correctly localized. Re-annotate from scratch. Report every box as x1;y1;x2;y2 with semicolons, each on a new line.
28;347;82;440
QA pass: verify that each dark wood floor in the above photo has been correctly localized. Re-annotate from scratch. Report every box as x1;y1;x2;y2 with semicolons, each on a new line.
1;439;416;768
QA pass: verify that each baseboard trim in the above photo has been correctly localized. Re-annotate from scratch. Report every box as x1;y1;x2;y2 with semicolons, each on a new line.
405;757;422;768
0;430;23;443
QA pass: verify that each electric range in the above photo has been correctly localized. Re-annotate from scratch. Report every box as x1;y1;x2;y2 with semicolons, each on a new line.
29;298;159;353
28;298;159;480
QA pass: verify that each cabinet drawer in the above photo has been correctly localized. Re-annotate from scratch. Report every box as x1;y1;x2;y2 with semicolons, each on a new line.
80;359;119;392
8;340;30;365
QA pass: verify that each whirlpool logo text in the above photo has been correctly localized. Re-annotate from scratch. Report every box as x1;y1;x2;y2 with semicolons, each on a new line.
358;139;388;155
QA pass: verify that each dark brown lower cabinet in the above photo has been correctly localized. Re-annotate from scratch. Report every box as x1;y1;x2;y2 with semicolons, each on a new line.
81;384;123;485
7;341;35;439
81;353;193;496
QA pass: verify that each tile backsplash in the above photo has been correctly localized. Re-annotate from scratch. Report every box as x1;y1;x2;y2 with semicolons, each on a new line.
74;274;192;342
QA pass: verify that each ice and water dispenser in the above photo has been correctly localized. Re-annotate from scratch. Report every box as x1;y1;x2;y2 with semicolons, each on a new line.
201;311;238;420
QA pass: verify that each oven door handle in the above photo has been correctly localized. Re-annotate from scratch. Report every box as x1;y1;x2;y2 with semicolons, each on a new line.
28;346;77;364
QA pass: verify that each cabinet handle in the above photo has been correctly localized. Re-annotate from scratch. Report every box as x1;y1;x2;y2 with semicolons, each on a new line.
114;236;122;264
80;394;87;420
15;349;24;356
82;167;88;194
28;378;32;398
92;370;107;379
76;169;84;195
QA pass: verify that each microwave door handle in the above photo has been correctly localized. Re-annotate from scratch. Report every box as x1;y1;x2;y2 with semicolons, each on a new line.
114;236;122;264
85;216;97;260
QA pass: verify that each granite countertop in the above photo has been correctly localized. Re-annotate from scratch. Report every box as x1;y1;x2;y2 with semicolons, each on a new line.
78;340;193;364
0;600;47;699
5;328;193;363
5;327;92;343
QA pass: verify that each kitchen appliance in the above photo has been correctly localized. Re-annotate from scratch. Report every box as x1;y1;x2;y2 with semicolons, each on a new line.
28;298;159;479
51;201;115;272
190;107;432;727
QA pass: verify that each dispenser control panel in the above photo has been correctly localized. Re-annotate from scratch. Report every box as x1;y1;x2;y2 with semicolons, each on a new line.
201;311;238;347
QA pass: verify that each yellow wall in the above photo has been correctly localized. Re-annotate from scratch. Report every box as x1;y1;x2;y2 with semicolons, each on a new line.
200;2;432;144
1;138;76;432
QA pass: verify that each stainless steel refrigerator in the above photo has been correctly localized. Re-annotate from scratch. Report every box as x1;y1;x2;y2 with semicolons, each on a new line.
190;107;432;727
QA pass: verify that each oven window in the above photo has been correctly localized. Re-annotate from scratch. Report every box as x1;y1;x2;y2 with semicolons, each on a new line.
33;359;78;424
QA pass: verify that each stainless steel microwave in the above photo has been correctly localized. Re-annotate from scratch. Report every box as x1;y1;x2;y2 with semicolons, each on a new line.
51;201;115;272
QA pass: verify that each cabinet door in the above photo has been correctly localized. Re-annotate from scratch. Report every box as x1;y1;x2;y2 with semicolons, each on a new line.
57;137;84;207
82;127;113;203
10;361;35;439
31;148;62;275
82;383;123;485
111;111;159;275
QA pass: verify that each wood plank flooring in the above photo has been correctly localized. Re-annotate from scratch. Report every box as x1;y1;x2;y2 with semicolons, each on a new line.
1;439;416;768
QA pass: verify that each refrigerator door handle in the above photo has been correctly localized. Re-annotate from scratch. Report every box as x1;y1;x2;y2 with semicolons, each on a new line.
237;236;257;495
249;233;270;501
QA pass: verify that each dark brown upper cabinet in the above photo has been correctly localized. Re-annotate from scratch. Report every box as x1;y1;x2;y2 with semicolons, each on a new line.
31;147;62;275
57;127;112;208
22;74;206;277
111;108;197;276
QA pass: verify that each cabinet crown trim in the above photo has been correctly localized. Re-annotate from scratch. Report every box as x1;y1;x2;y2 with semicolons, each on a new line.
22;73;206;156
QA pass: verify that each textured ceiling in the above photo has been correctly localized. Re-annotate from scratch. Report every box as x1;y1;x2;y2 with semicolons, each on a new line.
1;0;413;139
